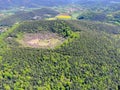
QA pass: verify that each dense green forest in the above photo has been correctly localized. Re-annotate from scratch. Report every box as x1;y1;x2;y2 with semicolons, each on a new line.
0;20;120;90
0;0;120;90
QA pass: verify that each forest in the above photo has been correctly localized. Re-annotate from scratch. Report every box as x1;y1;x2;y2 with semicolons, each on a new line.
0;0;120;90
0;20;120;90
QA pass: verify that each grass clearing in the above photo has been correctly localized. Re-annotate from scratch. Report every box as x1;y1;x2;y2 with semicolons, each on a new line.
17;31;65;48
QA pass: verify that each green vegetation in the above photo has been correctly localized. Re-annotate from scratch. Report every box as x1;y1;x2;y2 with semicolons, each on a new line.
0;8;59;26
13;20;73;37
0;20;120;90
0;1;120;90
70;1;120;25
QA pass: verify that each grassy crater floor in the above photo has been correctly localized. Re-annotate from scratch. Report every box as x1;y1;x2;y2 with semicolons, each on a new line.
16;31;65;48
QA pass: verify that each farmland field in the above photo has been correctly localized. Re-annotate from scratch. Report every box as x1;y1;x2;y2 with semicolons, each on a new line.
56;14;72;20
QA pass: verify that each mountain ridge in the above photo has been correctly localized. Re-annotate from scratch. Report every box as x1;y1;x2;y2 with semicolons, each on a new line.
0;0;120;9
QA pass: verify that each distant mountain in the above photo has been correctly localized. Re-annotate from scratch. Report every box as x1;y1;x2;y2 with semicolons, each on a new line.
75;0;120;4
1;0;120;9
0;0;71;9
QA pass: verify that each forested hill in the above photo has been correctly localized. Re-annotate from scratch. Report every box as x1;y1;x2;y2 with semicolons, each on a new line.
14;20;120;34
0;8;59;26
0;20;120;89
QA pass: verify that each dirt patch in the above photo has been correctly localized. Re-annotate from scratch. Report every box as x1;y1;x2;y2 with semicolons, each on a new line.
18;31;65;48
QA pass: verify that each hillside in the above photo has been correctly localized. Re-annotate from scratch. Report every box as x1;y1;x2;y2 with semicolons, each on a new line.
0;20;120;90
75;0;120;25
0;8;59;26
